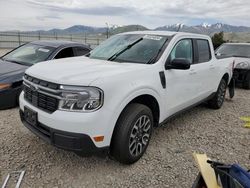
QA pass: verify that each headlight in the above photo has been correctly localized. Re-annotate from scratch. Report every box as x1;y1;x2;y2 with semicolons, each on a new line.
235;62;250;69
58;85;103;112
0;83;11;90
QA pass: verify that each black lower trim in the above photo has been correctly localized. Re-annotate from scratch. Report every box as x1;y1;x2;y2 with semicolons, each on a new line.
0;86;22;110
159;92;216;126
19;110;108;156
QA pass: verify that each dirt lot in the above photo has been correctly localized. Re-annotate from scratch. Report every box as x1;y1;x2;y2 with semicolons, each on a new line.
0;89;250;187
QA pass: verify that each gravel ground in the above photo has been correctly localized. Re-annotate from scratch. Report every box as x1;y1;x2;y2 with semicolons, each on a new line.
0;89;250;188
0;49;11;56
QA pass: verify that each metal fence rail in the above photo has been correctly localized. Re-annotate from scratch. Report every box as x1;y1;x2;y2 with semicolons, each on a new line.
0;32;107;49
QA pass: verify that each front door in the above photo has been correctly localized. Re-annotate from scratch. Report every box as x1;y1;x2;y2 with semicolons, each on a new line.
164;39;199;116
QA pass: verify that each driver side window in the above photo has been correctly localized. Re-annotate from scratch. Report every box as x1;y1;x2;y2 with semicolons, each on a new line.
169;39;193;63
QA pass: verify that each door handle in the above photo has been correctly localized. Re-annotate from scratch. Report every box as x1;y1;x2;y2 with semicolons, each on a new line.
209;65;216;70
189;69;197;75
190;72;197;75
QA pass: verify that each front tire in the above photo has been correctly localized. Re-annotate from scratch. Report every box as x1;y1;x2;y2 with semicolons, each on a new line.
110;103;153;164
208;78;227;109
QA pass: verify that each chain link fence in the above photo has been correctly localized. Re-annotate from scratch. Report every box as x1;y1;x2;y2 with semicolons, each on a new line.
0;32;107;50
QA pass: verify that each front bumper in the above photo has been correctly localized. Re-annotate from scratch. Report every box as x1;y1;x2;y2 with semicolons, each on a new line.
19;110;107;155
233;69;250;83
19;91;116;150
0;86;22;110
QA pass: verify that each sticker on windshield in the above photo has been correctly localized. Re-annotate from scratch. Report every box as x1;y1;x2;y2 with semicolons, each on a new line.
143;35;162;41
38;48;50;53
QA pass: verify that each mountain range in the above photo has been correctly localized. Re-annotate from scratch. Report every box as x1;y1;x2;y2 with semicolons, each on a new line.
154;23;250;35
8;23;250;36
35;25;107;35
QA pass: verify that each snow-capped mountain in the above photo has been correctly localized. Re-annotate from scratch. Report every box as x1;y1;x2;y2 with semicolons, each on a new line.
155;23;189;32
201;23;211;28
155;23;250;35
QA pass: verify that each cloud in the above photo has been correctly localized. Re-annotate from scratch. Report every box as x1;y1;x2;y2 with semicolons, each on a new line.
28;0;135;16
36;15;61;21
0;0;250;30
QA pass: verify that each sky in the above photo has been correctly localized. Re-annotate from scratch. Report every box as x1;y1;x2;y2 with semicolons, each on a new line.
0;0;250;31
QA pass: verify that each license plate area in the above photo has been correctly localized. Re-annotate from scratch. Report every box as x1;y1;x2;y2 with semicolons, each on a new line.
24;106;37;126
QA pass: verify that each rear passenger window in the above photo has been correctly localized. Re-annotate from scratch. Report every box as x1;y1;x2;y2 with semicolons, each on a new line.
74;47;90;56
54;47;74;59
197;40;211;63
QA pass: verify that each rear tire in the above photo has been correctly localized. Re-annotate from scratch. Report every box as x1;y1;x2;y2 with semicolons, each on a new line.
208;78;227;109
243;72;250;90
110;103;153;164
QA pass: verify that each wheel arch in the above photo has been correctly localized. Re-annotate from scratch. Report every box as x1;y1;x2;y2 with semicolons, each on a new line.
128;94;160;126
222;73;230;85
109;92;161;148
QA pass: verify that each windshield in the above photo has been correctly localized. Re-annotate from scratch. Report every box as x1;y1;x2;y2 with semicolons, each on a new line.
89;34;169;64
2;43;55;65
216;44;250;58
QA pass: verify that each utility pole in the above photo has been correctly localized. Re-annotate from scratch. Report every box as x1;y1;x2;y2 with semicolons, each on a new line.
105;22;109;38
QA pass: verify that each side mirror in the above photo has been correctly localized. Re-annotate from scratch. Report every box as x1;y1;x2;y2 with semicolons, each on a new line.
165;58;191;70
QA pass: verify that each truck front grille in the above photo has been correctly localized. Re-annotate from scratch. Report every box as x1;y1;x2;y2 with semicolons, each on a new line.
23;74;60;113
24;74;59;90
24;85;59;113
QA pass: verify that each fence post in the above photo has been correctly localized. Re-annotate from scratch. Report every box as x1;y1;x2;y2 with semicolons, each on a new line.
38;32;41;40
18;31;21;45
84;33;87;44
54;32;58;40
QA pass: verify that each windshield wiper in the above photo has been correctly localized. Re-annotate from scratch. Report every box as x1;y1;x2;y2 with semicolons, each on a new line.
147;38;168;64
108;37;143;61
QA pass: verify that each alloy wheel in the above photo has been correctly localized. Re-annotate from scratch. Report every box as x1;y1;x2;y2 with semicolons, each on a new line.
129;115;152;157
217;80;226;106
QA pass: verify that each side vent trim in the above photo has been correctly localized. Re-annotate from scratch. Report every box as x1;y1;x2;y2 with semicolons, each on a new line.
159;71;166;89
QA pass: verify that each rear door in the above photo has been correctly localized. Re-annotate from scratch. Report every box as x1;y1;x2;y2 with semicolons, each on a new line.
192;39;216;97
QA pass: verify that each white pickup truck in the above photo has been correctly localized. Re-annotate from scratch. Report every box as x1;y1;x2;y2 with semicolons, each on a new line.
19;31;234;164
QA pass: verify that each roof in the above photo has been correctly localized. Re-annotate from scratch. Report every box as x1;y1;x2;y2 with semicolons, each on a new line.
30;40;90;48
120;30;209;38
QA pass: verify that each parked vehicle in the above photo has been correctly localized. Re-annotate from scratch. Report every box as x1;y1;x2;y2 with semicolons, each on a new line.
216;43;250;89
0;40;91;109
19;31;234;164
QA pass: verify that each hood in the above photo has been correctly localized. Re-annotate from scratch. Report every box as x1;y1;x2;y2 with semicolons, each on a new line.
26;56;148;86
234;57;250;69
0;59;28;83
